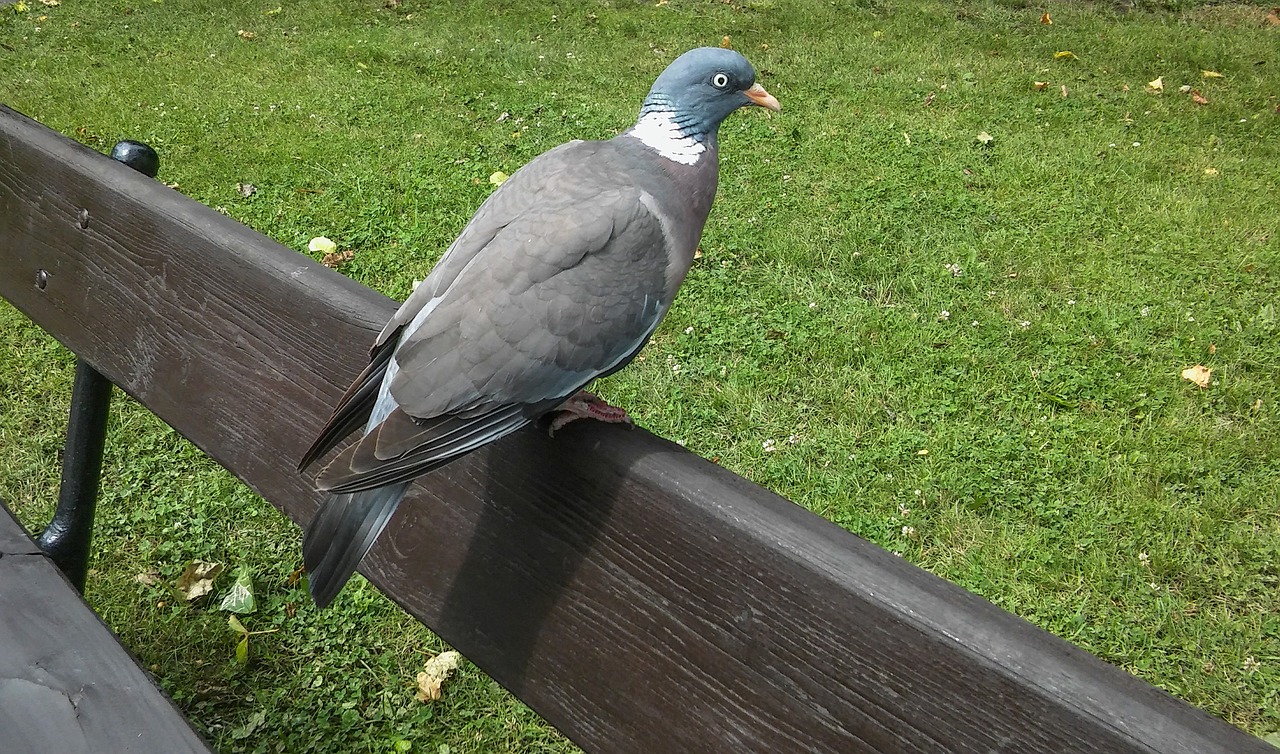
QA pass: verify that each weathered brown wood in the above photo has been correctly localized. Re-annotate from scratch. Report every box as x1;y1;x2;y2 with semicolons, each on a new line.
0;501;214;753
0;104;1271;754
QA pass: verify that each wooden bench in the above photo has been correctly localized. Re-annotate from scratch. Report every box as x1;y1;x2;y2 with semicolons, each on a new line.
0;103;1273;753
0;500;213;753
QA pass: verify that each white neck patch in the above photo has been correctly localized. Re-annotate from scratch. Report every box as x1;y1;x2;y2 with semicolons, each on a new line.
629;110;706;166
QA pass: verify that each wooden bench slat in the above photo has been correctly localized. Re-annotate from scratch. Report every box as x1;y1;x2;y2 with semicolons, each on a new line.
0;502;214;754
0;104;1271;754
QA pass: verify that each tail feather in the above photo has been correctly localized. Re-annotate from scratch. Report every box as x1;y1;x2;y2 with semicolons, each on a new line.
303;481;411;609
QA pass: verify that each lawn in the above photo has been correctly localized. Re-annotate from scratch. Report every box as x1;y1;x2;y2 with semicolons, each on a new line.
1;0;1278;751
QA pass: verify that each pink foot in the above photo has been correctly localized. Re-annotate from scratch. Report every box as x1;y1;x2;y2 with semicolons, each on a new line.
548;391;633;436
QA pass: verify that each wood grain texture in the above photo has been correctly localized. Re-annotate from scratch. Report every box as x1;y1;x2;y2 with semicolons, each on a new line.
0;501;213;753
0;105;1271;754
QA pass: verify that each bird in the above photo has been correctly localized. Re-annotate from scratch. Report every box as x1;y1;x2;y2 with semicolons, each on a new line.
298;46;780;608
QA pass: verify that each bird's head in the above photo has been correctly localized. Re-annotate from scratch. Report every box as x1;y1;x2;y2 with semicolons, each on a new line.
640;47;780;138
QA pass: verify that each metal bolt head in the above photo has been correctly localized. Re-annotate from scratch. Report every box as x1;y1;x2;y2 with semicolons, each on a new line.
110;140;160;178
35;269;48;290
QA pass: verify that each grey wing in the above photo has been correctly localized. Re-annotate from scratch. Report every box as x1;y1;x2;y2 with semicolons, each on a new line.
314;187;672;493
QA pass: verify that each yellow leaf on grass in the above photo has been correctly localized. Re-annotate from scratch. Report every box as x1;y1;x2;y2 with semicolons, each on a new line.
415;651;462;702
1033;81;1049;91
1145;76;1163;94
489;170;509;186
719;35;732;49
237;29;256;40
308;236;338;255
1181;365;1212;389
1054;51;1075;60
1201;70;1224;79
1040;12;1052;25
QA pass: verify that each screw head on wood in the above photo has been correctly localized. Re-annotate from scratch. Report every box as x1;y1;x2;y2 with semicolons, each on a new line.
109;140;160;178
35;269;48;289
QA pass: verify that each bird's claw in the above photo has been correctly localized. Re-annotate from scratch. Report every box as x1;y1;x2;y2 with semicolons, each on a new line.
548;391;633;437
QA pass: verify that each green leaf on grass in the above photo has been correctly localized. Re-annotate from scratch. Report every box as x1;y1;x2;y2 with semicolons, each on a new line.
235;635;249;665
219;567;256;614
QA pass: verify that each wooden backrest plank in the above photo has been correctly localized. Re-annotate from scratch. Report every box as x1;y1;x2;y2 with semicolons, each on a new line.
0;105;1269;753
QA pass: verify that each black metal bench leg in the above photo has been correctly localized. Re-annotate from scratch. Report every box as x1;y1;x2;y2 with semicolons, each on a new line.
37;359;113;592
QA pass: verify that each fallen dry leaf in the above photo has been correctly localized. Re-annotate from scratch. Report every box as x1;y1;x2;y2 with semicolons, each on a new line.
1208;343;1217;355
1033;80;1049;91
1179;84;1192;94
1146;76;1164;94
975;130;994;146
719;35;732;49
1061;84;1069;98
1204;167;1219;176
1266;8;1279;26
922;91;936;106
236;182;256;198
135;570;160;586
1191;89;1209;105
415;651;462;702
1040;12;1052;24
321;249;355;268
1181;365;1212;389
1054;51;1076;60
175;560;223;601
693;247;703;260
1201;70;1224;79
237;29;256;40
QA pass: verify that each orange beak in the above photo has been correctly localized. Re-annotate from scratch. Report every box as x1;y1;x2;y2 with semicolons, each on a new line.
744;83;781;112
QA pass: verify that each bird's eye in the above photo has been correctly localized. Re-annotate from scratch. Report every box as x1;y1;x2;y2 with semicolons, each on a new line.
711;73;730;89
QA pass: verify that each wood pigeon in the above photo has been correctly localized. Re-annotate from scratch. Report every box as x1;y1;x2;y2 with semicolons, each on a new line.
299;47;780;608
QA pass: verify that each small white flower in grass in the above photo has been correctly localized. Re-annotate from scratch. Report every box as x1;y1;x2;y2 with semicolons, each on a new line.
1132;141;1141;147
913;489;921;496
1067;299;1076;305
901;525;916;537
945;263;964;277
898;503;911;517
971;320;979;327
809;302;817;309
671;363;682;374
1141;306;1151;317
762;439;777;453
1243;657;1261;674
1138;552;1149;565
787;434;800;445
1019;320;1031;328
684;326;694;335
938;310;950;321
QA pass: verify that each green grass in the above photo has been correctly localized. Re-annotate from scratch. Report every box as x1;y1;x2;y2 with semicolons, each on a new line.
2;0;1279;751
